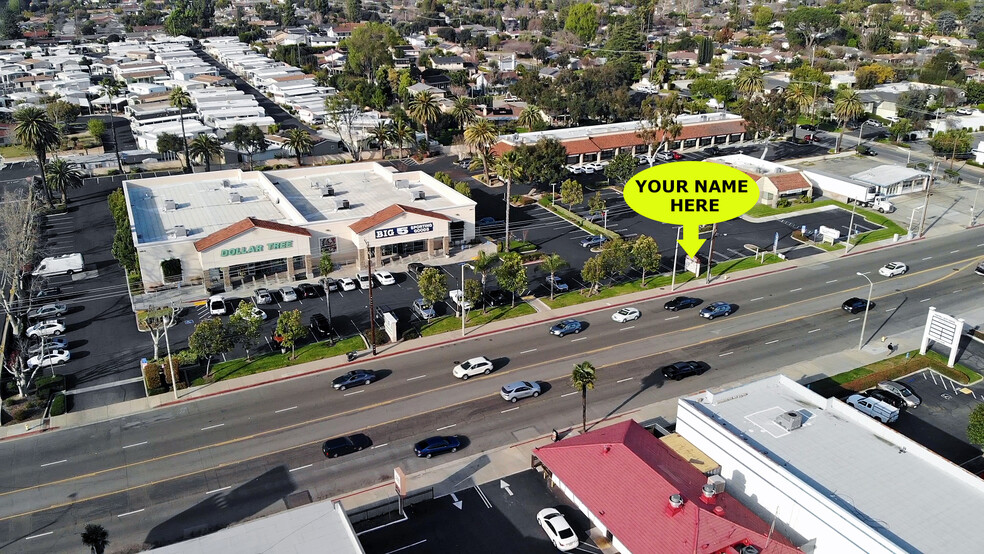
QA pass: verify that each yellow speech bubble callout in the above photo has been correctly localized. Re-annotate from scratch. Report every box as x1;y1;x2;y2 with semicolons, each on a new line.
623;161;760;258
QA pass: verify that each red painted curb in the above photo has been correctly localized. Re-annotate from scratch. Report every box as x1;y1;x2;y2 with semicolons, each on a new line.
843;237;924;257
0;426;60;442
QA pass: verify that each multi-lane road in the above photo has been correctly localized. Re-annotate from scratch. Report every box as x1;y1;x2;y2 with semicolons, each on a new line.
2;227;984;551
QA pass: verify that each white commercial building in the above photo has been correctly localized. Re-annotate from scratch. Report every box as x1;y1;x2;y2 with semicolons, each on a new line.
676;375;984;554
123;163;476;292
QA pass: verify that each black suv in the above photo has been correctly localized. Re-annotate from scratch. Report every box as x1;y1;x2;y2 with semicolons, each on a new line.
310;313;331;339
407;263;432;279
322;434;373;458
842;297;874;314
704;146;721;156
485;289;511;307
661;361;705;381
298;283;320;298
801;124;818;131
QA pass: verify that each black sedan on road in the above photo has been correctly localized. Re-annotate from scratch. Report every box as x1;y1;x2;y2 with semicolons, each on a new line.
664;296;701;311
332;369;377;390
661;361;705;381
414;436;461;458
842;297;875;314
322;434;373;458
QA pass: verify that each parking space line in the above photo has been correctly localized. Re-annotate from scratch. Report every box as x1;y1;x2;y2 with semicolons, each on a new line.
950;250;960;254
885;308;896;312
274;406;297;414
40;459;67;468
826;279;838;284
664;316;678;320
750;297;763;301
920;298;931;302
953;290;963;293
501;407;519;413
789;288;802;292
922;256;933;260
619;326;635;331
571;337;587;342
978;243;984;247
436;424;456;431
117;508;144;518
371;443;388;449
616;377;633;383
289;464;313;473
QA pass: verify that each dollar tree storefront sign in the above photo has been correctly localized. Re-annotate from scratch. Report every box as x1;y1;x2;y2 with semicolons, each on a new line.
220;241;294;257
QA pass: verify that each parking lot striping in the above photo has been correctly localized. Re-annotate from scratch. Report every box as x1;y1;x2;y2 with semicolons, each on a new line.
122;441;148;449
206;486;231;495
616;377;634;383
288;464;313;473
749;297;763;302
950;250;960;254
561;391;579;397
370;443;388;449
808;328;821;334
922;256;933;260
719;352;734;357
519;349;537;354
435;424;456;431
382;540;427;554
765;339;780;345
571;337;587;342
475;485;492;509
343;390;364;397
920;298;931;302
406;375;426;381
501;407;519;414
200;424;225;431
619;326;636;331
24;532;53;540
848;317;861;322
39;460;67;468
664;316;679;320
826;279;838;284
117;508;144;518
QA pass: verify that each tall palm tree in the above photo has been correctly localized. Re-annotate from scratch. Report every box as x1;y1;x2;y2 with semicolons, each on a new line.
471;250;498;313
518;104;542;130
449;96;476;130
395;119;416;159
833;89;865;152
464;118;498;182
369;122;389;159
284;128;313;166
570;361;597;432
188;134;222;172
786;83;813;140
81;523;109;554
13;106;59;207
99;78;125;174
734;65;764;97
540;253;568;301
45;158;83;204
408;91;440;142
495;150;523;252
168;86;193;173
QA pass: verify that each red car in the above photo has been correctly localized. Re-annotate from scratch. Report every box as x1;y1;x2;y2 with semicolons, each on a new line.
671;151;683;160
804;134;820;142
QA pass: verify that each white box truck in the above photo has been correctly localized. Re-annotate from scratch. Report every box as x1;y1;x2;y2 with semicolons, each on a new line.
32;253;84;277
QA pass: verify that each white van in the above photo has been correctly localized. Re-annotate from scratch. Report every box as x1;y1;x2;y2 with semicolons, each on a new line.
846;394;899;423
32;253;84;277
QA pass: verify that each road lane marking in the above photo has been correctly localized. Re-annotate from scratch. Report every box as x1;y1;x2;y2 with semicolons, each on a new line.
920;298;931;302
371;443;388;449
848;317;860;322
571;337;587;342
719;352;734;357
39;460;67;468
274;406;297;414
953;290;963;293
501;407;519;413
117;509;144;518
789;288;802;292
750;297;763;301
886;308;897;312
201;424;225;431
406;375;426;381
664;316;679;320
765;339;779;345
24;532;53;540
122;442;147;449
978;243;984;247
808;328;821;333
206;486;230;494
619;326;635;331
923;256;933;260
561;391;578;397
289;464;313;473
519;349;537;354
826;279;838;284
436;424;456;431
616;377;633;383
344;390;364;397
950;250;960;254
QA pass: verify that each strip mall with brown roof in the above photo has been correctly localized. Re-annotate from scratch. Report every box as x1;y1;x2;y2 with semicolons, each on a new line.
122;163;476;293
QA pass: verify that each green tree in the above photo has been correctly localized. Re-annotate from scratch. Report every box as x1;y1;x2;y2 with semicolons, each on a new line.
346;0;360;21
81;523;109;554
156;132;184;154
968;403;984;448
453;181;472;198
494;252;527;306
408;90;440;142
46;99;80;139
600;237;632;280
540;253;567;300
284;128;313;166
833;89;865;152
495;151;523;251
45;158;83;205
168;86;193;173
734;65;764;97
87;118;106;145
785;83;813;139
603;152;636;185
14;106;59;207
189;318;232;375
560;179;583;211
890;118;914;143
518;104;543;129
275;309;306;359
581;254;606;296
587;191;606;219
570;361;596;431
229;301;262;361
226;123;267;170
513;138;567;188
929;128;972;168
369;121;389;159
936;11;958;35
464;119;498;182
783;6;840;52
188;134;222;172
344;22;398;80
632;235;661;286
565;3;598;44
463;278;482;321
418;267;448;307
472;250;498;312
450;96;476;130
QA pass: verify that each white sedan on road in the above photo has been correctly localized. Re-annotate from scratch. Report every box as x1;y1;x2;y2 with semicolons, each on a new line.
536;508;579;551
373;270;396;286
878;262;908;277
611;307;641;323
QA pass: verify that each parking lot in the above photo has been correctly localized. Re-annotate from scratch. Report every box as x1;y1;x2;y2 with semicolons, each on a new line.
358;469;600;554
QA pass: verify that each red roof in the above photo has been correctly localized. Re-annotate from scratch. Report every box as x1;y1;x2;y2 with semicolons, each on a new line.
766;172;812;193
562;138;599;155
349;204;450;234
194;217;311;252
533;421;802;554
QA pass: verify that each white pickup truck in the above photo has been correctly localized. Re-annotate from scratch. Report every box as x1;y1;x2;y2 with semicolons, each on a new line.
32;253;84;277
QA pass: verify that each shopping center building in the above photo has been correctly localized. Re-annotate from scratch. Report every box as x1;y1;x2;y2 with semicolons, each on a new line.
122;163;476;292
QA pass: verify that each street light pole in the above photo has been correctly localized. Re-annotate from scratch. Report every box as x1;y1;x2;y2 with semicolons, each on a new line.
603;209;608;230
460;263;473;337
365;240;377;356
670;226;681;291
163;313;177;400
856;120;867;149
705;222;717;284
843;202;857;255
856;272;874;351
970;180;981;227
918;162;937;237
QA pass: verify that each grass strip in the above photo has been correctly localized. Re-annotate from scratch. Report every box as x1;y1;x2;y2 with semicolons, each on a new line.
420;303;536;336
193;335;366;384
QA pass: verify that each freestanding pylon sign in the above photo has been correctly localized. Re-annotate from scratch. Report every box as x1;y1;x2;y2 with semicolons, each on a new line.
919;307;965;367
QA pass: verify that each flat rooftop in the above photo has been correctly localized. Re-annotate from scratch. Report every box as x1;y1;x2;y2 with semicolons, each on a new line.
683;375;984;554
497;112;743;145
849;165;930;186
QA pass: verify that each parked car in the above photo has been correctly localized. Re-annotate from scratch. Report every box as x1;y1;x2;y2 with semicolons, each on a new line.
253;288;273;304
208;295;227;316
309;313;331;339
664;296;701;311
279;286;298;302
28;303;67;321
332;369;377;390
373;270;396;286
704;145;721;156
878;262;908;277
357;271;372;290
545;276;569;293
322;434;372;458
449;288;474;311
699;302;733;320
566;164;584;174
846;393;898;423
655;151;673;161
485;289;511;307
864;389;906;410
27;336;68;355
412;298;436;320
671;150;683;160
298;283;320;298
413;435;461;458
842;297;874;314
250;305;268;320
536;508;579;552
956;107;975;116
500;381;541;402
801;124;818;131
453;356;494;379
856;145;878;156
611;307;641;323
550;319;583;337
407;263;431;279
27;349;70;369
865;119;883;127
877;380;921;408
338;278;357;291
33;287;62;300
661;361;704;381
579;235;607;248
458;157;473;167
319;277;338;292
26;319;65;338
477;217;497;226
803;134;820;142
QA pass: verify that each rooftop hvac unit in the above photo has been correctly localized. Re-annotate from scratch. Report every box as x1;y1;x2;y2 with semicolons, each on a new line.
221;179;231;188
413;190;425;201
320;185;334;197
775;411;803;431
395;179;410;189
163;199;176;212
738;546;760;554
338;199;350;209
229;192;241;203
166;225;186;238
706;474;726;494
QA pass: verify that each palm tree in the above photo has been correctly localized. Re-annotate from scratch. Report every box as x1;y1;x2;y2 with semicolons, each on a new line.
464;119;498;182
369;122;389;159
168;86;193;173
785;83;813;140
449;96;476;130
188;134;222;172
833;89;865;153
81;523;109;554
518;104;542;130
734;66;764;97
395;119;416;159
570;361;597;432
284;128;313;166
408;91;440;142
540;254;568;301
45;158;83;204
495;150;523;252
471;250;498;313
99;78;125;174
13;106;59;207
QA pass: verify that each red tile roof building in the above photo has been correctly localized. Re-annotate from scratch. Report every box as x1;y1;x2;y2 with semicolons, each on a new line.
533;420;803;554
194;217;311;252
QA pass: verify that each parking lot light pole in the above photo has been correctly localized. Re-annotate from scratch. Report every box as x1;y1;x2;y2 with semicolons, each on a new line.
602;209;608;230
551;182;556;205
857;272;873;351
365;239;376;356
670;226;681;291
461;263;474;337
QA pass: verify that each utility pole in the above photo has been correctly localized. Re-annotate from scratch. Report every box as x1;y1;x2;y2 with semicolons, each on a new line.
918;162;937;237
365;240;377;356
705;223;716;284
843;202;857;255
971;181;981;227
670;226;681;291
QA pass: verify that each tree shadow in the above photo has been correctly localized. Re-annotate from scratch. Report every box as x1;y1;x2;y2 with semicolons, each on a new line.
599;369;664;424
